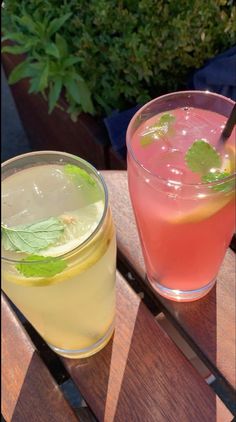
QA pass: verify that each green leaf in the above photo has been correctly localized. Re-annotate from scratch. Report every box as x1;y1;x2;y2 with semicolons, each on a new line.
202;171;230;183
140;133;155;147
202;171;234;192
64;164;96;186
48;78;62;113
64;164;101;203
8;60;32;84
14;15;37;34
28;62;44;70
140;113;175;147
35;21;48;38
27;62;46;93
48;13;72;37
38;62;49;91
45;43;60;59
94;93;111;117
65;78;82;105
65;77;94;114
63;57;81;68
55;34;68;57
1;217;64;254
28;76;41;93
185;140;221;174
16;255;67;278
2;44;31;55
159;113;175;125
76;79;95;114
2;33;26;43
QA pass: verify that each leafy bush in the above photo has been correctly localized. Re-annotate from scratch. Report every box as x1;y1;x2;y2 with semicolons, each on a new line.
2;0;236;119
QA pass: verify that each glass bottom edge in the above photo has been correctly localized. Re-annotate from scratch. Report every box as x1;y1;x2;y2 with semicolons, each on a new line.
147;276;216;302
47;321;115;359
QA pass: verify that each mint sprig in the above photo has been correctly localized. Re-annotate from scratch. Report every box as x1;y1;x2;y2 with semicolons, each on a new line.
140;132;157;147
140;113;175;147
1;217;68;279
16;255;67;278
1;217;64;254
202;171;234;192
159;113;175;125
64;163;101;203
185;139;221;174
185;139;234;192
202;171;230;183
64;164;96;186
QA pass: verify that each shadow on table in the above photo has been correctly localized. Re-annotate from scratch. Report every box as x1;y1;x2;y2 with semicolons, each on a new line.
63;279;218;422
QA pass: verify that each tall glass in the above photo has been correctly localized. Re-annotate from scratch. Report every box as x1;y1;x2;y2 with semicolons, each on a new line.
2;151;116;358
126;91;235;301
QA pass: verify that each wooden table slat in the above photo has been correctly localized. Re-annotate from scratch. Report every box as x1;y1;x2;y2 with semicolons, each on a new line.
1;294;79;422
102;170;236;390
63;271;233;422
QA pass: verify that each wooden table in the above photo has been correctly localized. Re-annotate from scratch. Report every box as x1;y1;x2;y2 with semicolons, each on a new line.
2;171;235;422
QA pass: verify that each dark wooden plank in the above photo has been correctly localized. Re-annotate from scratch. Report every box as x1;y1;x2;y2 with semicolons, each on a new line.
1;294;79;422
63;271;233;422
101;170;236;390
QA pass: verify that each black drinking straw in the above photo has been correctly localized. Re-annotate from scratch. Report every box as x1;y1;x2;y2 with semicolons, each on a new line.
219;102;236;145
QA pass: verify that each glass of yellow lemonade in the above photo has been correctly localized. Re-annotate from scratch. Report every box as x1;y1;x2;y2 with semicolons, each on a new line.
1;151;116;358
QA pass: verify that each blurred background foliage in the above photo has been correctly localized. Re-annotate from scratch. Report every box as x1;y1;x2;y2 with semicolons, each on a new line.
2;0;236;119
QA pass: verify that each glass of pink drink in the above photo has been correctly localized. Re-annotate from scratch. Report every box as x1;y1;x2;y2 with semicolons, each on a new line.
127;91;235;301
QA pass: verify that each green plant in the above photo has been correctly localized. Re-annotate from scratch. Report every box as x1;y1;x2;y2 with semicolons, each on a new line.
2;3;94;120
2;0;236;120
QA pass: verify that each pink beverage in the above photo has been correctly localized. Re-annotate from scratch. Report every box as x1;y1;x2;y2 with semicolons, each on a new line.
127;91;235;301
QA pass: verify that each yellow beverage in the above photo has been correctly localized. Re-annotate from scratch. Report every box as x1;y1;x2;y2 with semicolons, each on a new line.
1;152;116;358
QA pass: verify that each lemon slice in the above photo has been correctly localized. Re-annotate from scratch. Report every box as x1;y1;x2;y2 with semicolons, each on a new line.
171;192;234;224
221;144;235;174
39;200;104;257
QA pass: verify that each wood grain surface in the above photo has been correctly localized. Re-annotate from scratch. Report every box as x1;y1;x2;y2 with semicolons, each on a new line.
1;294;78;422
101;170;236;390
63;271;233;422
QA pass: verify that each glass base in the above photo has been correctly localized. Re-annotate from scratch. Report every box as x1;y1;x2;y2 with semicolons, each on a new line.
148;277;216;302
47;321;115;359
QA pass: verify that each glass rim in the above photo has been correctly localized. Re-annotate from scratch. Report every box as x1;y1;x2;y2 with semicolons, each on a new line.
126;90;236;187
1;150;109;264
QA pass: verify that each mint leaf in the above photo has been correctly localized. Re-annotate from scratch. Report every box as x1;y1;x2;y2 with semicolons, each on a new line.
185;140;221;174
159;113;175;125
16;255;67;278
1;217;64;254
202;171;230;183
140;133;155;147
64;164;96;186
140;113;175;147
64;163;101;203
202;171;234;192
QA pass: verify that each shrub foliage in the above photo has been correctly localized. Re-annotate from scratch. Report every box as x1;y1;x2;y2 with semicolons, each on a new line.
2;0;236;119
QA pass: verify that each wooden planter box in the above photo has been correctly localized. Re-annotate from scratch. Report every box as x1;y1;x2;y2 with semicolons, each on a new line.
2;51;117;170
108;148;127;170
